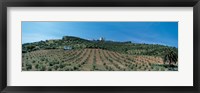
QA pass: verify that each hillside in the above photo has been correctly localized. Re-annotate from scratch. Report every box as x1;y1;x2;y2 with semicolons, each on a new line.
22;36;178;57
22;36;178;71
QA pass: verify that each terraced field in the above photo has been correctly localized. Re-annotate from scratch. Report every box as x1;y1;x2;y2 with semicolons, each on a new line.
22;49;176;71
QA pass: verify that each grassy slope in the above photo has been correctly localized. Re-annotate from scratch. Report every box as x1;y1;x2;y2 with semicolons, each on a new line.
22;36;178;57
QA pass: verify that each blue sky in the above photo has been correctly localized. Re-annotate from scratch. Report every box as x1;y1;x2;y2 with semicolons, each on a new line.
22;22;178;47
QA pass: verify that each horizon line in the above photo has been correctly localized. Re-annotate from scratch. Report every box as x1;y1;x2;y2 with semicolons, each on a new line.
22;36;178;48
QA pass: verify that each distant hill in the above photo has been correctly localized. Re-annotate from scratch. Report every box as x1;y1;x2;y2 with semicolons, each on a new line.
22;36;178;57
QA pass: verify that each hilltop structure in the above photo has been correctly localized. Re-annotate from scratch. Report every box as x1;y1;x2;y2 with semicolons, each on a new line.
99;37;105;41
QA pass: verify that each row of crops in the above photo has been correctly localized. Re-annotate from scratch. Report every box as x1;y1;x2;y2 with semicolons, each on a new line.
22;49;176;71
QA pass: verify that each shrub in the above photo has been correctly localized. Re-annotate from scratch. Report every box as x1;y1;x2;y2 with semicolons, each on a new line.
38;64;46;71
35;64;39;69
161;67;165;71
155;67;160;71
41;58;45;61
26;63;32;70
53;64;59;70
48;67;52;71
131;66;134;69
93;65;96;70
73;66;78;70
59;63;65;68
64;68;69;71
32;60;36;63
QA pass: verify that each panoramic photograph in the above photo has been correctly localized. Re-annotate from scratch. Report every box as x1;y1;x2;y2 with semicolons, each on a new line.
22;22;178;71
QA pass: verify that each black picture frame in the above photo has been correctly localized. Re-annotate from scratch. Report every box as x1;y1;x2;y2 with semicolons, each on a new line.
0;0;199;93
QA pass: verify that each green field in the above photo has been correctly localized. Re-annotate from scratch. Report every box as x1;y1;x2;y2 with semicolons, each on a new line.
22;36;178;71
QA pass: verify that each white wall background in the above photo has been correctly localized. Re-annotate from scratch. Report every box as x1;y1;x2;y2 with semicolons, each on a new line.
7;7;193;86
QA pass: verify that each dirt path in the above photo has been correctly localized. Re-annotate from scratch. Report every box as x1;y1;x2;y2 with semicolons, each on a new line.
81;49;94;71
105;50;128;70
101;50;119;71
77;49;92;70
95;49;106;71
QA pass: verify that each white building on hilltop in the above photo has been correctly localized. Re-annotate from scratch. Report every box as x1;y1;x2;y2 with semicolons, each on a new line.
99;37;105;41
